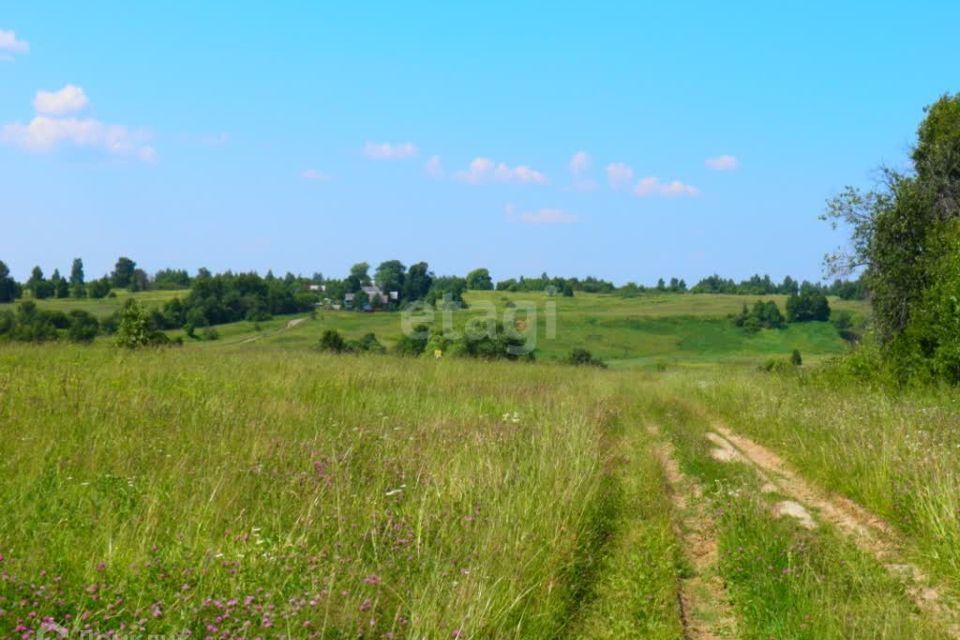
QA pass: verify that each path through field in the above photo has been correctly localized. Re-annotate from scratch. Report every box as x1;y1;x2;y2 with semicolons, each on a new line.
233;316;308;344
705;420;960;638
648;425;738;639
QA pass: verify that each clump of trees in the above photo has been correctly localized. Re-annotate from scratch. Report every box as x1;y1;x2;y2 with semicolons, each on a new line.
824;93;960;383
785;289;831;322
495;273;614;296
731;288;834;334
733;300;786;332
691;273;865;299
0;301;101;343
0;256;203;303
318;324;534;362
318;330;384;354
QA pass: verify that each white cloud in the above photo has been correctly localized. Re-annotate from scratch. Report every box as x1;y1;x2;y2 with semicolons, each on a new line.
424;154;444;178
456;157;547;185
2;86;155;161
2;117;155;160
0;30;29;56
634;176;700;198
300;168;330;181
606;162;634;189
33;85;89;115
504;202;577;224
363;141;418;160
569;151;590;176
567;151;597;191
705;154;739;171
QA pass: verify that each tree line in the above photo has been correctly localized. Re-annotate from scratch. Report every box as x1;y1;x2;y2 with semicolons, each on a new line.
689;273;865;299
1;254;866;308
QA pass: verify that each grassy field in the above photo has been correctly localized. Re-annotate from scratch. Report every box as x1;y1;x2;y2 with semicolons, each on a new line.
0;346;682;638
6;292;960;638
0;290;871;368
2;341;960;637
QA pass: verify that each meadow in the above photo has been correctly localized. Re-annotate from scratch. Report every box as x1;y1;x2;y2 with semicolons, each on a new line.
0;290;869;368
5;292;960;638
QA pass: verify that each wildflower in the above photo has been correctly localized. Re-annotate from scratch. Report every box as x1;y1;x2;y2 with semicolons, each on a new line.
359;598;372;612
364;574;382;585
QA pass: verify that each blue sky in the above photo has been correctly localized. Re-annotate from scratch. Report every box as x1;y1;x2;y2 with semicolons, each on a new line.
1;2;958;284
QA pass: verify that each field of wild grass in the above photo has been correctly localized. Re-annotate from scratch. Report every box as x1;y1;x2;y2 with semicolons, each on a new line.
6;332;960;638
0;345;678;638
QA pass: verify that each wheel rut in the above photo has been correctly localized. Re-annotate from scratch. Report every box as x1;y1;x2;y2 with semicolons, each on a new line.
648;425;738;639
708;422;960;638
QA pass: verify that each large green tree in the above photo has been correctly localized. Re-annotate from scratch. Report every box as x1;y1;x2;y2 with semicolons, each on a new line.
69;258;86;298
0;261;17;303
402;262;433;302
112;256;137;289
466;268;494;290
27;266;53;299
824;93;960;381
374;260;406;294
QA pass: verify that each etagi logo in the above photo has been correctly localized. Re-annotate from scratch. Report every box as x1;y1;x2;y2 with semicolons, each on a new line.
400;293;558;357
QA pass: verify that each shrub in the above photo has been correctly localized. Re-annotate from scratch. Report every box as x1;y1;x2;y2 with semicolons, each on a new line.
0;310;14;337
567;348;607;368
11;302;58;342
67;310;99;343
345;332;385;354
319;329;347;353
394;325;429;356
116;300;171;348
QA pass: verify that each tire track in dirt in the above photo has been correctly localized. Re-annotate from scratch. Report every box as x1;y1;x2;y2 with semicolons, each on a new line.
709;422;960;638
647;425;738;640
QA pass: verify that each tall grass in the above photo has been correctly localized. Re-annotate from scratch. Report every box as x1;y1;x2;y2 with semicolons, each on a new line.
0;345;637;637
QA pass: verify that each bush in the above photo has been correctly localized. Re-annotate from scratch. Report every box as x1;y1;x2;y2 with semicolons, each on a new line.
319;329;347;353
116;299;171;348
43;310;70;330
791;349;803;366
0;310;14;337
345;332;385;354
11;302;58;342
567;348;607;368
67;310;99;343
394;326;429;356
